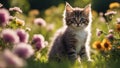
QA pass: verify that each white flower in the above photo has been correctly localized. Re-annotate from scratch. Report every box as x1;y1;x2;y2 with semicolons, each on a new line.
9;7;22;13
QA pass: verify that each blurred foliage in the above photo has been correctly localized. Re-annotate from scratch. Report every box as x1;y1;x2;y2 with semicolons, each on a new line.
0;0;10;9
0;0;120;68
10;0;30;13
92;0;120;13
28;0;91;10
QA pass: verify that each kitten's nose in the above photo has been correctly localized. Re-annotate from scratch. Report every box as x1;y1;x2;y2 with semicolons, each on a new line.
77;23;80;27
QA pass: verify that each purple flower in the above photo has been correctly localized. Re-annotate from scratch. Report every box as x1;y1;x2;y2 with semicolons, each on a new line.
32;34;44;44
96;28;103;36
35;42;45;50
104;11;117;16
1;29;19;44
35;42;42;50
13;43;34;59
104;11;117;22
16;29;29;43
106;34;114;40
9;16;15;21
3;49;25;68
9;7;22;13
32;34;45;50
34;18;46;27
0;8;10;26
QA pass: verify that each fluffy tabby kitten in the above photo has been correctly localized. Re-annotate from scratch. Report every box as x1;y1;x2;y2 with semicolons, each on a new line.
48;2;92;62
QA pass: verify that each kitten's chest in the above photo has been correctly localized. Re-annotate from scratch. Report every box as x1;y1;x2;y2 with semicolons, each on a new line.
74;30;87;53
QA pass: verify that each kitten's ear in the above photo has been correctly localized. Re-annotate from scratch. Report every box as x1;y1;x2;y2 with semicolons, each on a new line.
65;2;73;13
83;4;91;15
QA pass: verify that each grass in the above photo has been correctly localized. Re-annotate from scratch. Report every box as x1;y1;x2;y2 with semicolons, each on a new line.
1;1;120;68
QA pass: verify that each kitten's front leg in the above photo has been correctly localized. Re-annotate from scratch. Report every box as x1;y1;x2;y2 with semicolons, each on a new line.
63;33;78;62
67;48;77;62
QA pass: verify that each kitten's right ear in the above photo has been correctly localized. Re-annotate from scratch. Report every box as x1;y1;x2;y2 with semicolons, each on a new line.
65;2;73;13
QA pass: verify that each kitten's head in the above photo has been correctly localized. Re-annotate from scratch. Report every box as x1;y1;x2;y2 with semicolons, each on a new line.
64;2;91;29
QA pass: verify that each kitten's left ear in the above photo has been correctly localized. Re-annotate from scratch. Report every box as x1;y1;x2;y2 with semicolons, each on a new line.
65;2;73;13
83;4;91;15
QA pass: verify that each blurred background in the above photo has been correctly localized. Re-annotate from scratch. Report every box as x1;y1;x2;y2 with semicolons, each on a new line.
0;0;120;68
1;0;120;29
1;0;120;13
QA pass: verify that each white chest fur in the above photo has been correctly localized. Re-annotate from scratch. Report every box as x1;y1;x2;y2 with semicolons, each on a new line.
74;30;87;53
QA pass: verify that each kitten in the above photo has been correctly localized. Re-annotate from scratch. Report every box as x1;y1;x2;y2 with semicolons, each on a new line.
48;2;92;62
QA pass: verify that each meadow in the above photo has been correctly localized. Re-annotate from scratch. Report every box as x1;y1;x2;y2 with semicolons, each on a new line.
0;1;120;68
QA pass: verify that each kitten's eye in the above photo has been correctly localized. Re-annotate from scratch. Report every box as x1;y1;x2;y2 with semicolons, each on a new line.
82;20;87;23
80;18;88;24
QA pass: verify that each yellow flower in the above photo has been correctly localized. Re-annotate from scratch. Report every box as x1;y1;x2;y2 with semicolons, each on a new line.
15;18;25;26
92;41;103;50
29;9;40;16
109;2;120;9
101;39;112;51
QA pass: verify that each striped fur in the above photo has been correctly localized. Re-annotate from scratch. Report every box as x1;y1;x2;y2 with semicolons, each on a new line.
48;2;92;62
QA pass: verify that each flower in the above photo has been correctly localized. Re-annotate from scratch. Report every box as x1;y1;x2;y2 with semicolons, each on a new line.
104;11;117;21
9;7;22;13
106;34;114;40
0;3;3;8
116;18;120;24
16;29;29;43
101;39;112;51
92;41;103;50
15;18;25;26
109;2;120;9
34;18;46;27
0;8;10;26
32;34;44;44
1;29;19;44
35;42;41;50
13;43;34;59
116;23;120;32
109;29;114;33
96;28;103;36
32;34;45;50
0;55;7;68
9;16;15;21
29;9;40;16
104;11;117;16
3;49;25;68
46;24;55;31
25;27;31;32
117;46;120;49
